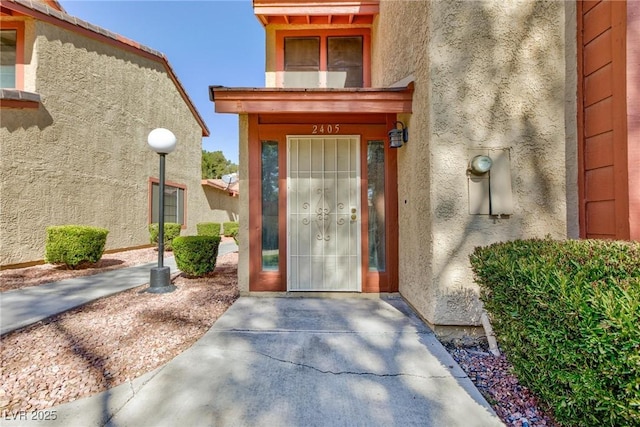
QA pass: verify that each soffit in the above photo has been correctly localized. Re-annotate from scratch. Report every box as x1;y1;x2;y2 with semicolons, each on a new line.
253;0;379;26
209;84;413;114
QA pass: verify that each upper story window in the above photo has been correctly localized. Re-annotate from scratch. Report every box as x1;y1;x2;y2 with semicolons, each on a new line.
277;29;370;88
0;22;24;89
1;29;18;88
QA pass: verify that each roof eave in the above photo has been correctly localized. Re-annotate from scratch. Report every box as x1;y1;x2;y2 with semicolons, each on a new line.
1;0;210;137
209;84;413;115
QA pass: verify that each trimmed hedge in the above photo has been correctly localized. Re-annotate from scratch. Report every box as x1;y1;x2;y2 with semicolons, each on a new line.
45;225;109;269
223;221;239;237
471;238;640;427
172;235;221;277
197;222;221;237
148;223;181;251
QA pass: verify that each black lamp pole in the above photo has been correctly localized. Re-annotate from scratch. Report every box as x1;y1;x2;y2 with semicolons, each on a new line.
157;152;166;268
147;129;176;294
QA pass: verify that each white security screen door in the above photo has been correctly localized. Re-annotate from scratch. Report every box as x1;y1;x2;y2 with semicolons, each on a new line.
287;136;361;291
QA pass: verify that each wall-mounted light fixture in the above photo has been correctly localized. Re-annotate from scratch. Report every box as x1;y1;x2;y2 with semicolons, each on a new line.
389;121;408;148
469;154;493;175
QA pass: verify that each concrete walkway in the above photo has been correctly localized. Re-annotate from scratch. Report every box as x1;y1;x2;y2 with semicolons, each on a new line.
2;296;504;427
0;242;237;335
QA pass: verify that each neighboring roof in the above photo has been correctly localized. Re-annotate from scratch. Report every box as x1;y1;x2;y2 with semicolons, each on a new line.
253;0;379;25
0;0;209;137
201;178;239;197
209;84;413;114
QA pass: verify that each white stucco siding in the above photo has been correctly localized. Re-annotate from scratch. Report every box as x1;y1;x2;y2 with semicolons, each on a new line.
1;20;209;266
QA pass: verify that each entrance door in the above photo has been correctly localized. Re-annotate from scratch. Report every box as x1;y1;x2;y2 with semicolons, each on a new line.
287;136;361;291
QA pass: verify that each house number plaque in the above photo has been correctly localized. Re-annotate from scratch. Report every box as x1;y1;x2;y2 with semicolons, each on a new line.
311;124;341;134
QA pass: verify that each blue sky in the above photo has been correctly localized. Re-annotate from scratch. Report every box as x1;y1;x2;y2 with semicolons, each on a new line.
60;0;266;164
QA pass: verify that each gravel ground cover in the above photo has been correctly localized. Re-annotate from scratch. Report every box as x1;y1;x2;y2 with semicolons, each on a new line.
1;251;238;413
1;245;557;425
447;345;559;427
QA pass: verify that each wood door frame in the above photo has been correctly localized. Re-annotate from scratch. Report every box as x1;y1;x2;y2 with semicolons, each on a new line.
247;113;399;292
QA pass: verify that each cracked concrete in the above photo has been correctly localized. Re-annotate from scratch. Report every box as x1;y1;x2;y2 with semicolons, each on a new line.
5;297;503;427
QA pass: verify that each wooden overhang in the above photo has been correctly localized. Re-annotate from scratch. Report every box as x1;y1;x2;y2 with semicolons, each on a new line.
253;0;379;26
209;84;413;115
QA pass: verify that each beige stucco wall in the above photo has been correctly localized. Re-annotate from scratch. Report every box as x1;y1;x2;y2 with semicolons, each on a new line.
372;1;576;329
202;188;239;224
237;114;250;294
0;19;211;266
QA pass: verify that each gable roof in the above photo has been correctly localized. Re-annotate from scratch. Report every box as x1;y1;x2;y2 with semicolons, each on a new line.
201;178;239;197
1;0;209;137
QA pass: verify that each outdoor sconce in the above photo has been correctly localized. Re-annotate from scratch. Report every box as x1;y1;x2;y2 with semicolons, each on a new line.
389;121;408;148
469;154;493;175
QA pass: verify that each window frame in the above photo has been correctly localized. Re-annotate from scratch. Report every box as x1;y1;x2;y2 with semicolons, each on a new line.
0;21;25;90
275;28;371;88
148;178;187;228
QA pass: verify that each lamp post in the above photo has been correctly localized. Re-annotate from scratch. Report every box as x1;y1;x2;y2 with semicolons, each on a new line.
147;128;177;293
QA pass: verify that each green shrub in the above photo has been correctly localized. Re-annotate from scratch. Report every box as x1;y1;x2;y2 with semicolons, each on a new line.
230;229;238;245
148;223;181;251
197;222;221;237
223;221;239;237
471;238;640;427
45;225;109;269
172;235;221;277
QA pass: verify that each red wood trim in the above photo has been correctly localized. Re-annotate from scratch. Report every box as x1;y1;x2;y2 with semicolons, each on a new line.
249;113;396;292
0;99;38;109
277;136;288;290
611;1;630;239
583;0;611;45
253;272;284;291
259;113;387;124
360;135;370;291
148;177;188;229
259;123;386;136
577;0;587;238
248;115;264;291
275;28;372;87
627;0;640;240
212;87;413;114
254;1;379;16
1;20;24;90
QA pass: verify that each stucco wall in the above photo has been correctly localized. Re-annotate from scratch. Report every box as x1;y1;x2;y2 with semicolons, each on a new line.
372;1;574;328
0;19;210;266
202;188;239;224
237;114;250;294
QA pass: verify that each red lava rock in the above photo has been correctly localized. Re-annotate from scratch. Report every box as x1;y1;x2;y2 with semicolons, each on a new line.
1;251;238;413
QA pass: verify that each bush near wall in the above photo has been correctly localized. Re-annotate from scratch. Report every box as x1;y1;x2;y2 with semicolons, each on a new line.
172;235;221;277
148;223;181;251
45;225;109;269
223;222;239;237
197;222;221;237
470;238;640;427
